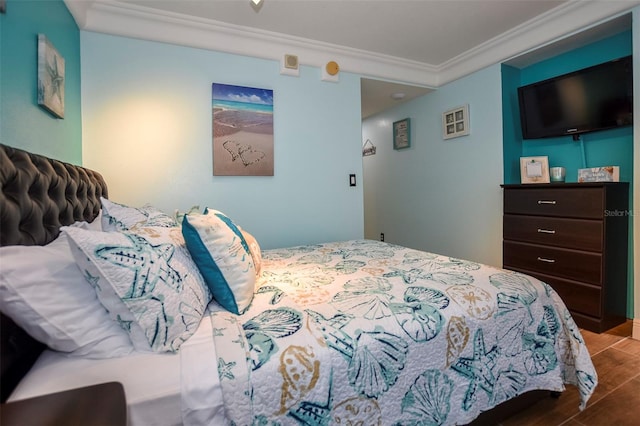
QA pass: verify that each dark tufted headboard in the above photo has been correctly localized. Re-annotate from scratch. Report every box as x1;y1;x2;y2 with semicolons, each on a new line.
0;143;108;401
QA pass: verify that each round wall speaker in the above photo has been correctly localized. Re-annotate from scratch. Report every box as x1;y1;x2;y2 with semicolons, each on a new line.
325;61;339;76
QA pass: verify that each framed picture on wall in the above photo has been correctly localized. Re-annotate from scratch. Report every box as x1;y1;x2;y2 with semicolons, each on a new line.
393;118;411;150
37;34;65;119
520;156;550;184
212;83;274;176
442;104;469;140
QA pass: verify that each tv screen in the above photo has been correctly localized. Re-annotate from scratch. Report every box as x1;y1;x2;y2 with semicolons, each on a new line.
518;55;633;139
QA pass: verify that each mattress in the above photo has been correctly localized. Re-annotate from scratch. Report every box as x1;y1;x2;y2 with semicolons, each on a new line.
8;307;225;426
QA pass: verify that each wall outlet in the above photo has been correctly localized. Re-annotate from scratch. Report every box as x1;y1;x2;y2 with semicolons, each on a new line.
380;233;385;242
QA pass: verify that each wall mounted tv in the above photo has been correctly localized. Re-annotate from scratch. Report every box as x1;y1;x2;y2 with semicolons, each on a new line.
518;55;633;139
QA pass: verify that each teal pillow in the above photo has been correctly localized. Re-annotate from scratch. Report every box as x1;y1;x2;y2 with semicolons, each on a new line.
182;209;257;314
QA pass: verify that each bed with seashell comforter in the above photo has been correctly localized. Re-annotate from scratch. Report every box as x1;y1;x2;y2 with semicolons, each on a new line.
0;144;595;425
208;239;596;425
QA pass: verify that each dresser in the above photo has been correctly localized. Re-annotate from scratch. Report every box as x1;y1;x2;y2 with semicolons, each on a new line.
501;183;629;333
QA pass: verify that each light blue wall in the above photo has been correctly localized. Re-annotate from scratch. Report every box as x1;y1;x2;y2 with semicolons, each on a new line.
80;32;364;249
0;0;82;163
363;64;504;267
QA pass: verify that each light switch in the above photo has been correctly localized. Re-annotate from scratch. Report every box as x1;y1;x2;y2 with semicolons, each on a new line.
349;174;356;187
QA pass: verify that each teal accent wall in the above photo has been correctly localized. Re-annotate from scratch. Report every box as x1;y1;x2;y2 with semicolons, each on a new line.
80;32;364;250
363;64;504;267
502;30;634;317
503;31;633;184
0;0;82;163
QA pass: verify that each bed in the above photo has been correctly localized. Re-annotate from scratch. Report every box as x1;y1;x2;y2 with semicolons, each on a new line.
0;143;597;425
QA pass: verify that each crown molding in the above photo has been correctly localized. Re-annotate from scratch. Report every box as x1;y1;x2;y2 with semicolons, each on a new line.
66;0;640;89
66;0;439;88
436;0;640;86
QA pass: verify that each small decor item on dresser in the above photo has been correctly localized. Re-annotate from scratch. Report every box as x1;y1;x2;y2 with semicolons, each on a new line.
519;156;550;184
549;166;566;183
578;166;620;182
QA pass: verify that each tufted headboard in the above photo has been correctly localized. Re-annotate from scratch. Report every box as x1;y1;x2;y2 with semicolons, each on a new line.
0;143;108;401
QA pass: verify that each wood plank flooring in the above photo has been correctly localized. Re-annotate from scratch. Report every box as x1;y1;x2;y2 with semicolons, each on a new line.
501;321;640;426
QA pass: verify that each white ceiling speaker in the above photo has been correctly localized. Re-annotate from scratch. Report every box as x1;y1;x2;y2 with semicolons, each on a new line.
284;54;298;70
280;54;300;77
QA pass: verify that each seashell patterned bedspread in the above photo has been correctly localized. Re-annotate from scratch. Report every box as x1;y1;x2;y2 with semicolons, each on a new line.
209;240;596;425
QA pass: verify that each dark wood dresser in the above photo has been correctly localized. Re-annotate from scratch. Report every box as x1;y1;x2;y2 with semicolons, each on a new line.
501;183;629;333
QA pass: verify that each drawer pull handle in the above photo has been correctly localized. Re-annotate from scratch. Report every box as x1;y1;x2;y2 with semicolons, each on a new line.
537;228;556;234
537;257;556;263
537;200;557;205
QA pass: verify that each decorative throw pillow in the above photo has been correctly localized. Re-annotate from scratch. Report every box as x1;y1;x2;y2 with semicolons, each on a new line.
63;226;211;352
174;205;201;226
101;197;177;232
0;223;134;358
182;209;257;315
240;229;263;277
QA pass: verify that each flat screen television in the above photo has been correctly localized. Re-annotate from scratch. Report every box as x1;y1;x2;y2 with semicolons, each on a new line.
518;55;633;139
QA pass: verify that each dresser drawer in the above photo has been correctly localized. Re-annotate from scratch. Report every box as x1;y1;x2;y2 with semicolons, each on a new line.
509;269;602;318
504;187;604;219
503;215;603;252
503;241;602;285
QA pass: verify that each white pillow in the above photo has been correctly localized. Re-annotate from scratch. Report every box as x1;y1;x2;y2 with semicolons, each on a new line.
182;209;257;315
101;197;176;232
0;225;134;358
63;226;211;352
72;210;103;231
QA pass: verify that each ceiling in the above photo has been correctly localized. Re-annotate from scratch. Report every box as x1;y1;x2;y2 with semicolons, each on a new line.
65;0;636;117
116;0;567;64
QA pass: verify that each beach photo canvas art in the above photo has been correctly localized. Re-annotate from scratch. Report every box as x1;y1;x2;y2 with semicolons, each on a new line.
212;83;274;176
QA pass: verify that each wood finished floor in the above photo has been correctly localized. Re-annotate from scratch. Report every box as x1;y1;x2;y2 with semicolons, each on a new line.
500;321;640;426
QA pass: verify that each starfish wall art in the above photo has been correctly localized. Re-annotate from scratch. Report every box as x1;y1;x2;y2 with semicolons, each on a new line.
37;34;65;118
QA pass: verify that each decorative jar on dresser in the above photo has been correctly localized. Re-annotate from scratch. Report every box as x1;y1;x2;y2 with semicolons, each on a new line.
501;182;629;333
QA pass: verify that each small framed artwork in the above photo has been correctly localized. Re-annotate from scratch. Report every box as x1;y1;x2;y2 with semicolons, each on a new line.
520;156;550;184
37;34;65;118
393;118;411;150
442;104;469;139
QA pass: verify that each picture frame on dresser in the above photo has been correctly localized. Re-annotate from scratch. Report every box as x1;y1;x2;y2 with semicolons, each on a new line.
519;156;550;184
